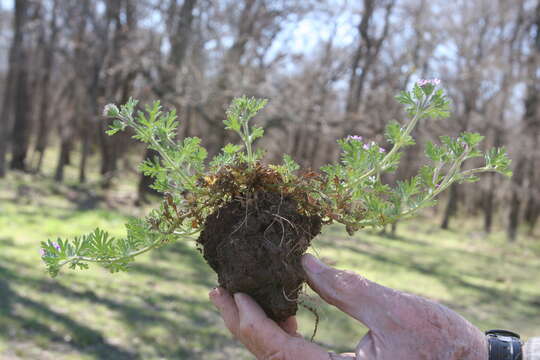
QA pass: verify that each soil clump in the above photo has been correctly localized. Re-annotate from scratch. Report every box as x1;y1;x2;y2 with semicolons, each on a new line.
198;190;321;321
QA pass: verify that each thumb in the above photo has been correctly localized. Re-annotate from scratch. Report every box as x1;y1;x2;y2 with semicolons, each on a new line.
301;254;400;330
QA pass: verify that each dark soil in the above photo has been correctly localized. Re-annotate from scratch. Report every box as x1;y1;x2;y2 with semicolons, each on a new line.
198;190;322;321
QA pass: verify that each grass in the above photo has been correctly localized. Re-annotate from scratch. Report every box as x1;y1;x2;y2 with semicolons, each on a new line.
0;171;539;359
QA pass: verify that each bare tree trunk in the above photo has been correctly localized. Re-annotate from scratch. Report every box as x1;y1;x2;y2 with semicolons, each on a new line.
524;190;539;235
162;0;197;95
345;0;376;115
0;0;29;177
483;172;496;233
34;0;59;173
508;158;526;242
70;0;92;184
441;183;459;229
509;1;540;240
0;56;14;178
136;148;161;204
391;221;397;236
98;0;122;187
523;1;540;235
344;0;395;135
484;127;504;233
290;127;302;161
54;138;71;182
79;134;89;183
3;0;30;172
9;55;31;171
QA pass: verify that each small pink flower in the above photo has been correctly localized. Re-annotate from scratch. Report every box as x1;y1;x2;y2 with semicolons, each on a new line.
417;78;441;87
379;147;386;154
363;143;370;150
53;242;61;251
347;135;363;142
40;248;46;257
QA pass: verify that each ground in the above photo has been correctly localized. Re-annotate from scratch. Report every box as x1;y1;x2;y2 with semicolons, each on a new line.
0;171;539;359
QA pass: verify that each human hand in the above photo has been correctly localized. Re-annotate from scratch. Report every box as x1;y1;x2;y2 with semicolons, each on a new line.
209;254;488;360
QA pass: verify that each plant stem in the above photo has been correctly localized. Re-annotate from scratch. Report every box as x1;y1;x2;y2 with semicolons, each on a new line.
55;230;199;269
242;120;254;165
125;114;195;188
350;99;424;189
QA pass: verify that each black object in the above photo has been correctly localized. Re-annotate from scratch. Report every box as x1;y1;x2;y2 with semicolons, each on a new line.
486;329;523;360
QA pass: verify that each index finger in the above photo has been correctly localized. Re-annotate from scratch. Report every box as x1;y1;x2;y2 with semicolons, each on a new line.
302;254;404;330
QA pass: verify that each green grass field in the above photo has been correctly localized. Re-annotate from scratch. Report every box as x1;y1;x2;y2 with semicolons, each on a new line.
1;171;539;359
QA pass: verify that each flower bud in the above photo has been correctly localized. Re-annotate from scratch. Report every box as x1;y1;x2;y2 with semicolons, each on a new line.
103;104;119;117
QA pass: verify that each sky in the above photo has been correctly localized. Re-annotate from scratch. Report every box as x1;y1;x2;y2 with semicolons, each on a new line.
0;0;358;52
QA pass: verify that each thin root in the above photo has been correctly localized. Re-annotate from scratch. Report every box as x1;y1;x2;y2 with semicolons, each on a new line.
281;282;304;303
300;302;319;342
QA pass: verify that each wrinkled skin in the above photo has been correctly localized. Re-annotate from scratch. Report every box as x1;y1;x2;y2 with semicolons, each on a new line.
209;254;488;360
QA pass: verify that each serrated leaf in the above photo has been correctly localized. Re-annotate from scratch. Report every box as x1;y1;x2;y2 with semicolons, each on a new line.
460;132;484;147
223;143;242;154
251;127;264;141
384;122;401;144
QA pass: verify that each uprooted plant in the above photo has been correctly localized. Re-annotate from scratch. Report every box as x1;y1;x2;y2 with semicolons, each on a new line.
41;80;512;322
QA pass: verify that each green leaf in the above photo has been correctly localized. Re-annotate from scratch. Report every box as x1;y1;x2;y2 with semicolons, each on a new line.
251;127;264;142
425;141;444;162
460;132;484;147
418;165;436;187
485;147;512;177
223;143;242;154
395;90;414;106
224;112;241;132
413;84;424;101
420;83;435;96
384;122;401;144
283;154;300;173
106;119;127;136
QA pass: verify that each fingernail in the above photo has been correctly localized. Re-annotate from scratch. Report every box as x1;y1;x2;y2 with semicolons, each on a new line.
209;287;221;298
233;292;250;307
302;254;327;274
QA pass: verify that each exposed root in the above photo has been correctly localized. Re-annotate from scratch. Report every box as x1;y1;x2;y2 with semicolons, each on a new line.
301;302;320;342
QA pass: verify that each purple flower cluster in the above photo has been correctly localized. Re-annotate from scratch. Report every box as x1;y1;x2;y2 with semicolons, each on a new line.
346;135;386;154
346;135;363;142
417;78;441;87
363;141;386;153
39;242;60;257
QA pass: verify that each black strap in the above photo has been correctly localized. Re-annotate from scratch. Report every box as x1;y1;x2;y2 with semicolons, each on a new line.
486;330;523;360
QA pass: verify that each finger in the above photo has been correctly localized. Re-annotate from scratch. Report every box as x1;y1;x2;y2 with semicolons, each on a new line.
233;293;287;339
302;254;401;329
278;316;299;336
234;294;330;360
355;331;379;360
209;287;240;335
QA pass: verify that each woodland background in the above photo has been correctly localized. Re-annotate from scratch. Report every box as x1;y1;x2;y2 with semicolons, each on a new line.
0;1;539;359
1;0;540;240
